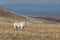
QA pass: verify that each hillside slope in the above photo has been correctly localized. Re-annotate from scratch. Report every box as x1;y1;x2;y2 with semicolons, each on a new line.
0;7;59;24
0;8;29;22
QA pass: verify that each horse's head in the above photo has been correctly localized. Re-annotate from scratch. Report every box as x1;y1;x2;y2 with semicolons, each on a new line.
22;22;28;25
21;21;29;26
21;22;25;26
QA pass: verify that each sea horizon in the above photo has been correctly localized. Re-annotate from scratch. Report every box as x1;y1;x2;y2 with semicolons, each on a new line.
0;4;60;18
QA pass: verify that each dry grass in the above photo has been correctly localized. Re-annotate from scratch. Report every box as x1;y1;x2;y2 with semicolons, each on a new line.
0;22;60;40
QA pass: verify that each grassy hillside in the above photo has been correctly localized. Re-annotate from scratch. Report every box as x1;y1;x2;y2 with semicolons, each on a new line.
0;22;60;40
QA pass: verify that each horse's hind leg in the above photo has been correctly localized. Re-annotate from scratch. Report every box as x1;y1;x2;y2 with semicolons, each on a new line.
15;28;17;31
14;26;18;31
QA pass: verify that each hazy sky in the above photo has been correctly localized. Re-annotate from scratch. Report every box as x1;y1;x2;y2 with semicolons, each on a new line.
0;0;60;4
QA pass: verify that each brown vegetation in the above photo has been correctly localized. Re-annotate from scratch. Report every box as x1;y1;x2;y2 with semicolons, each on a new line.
0;22;60;40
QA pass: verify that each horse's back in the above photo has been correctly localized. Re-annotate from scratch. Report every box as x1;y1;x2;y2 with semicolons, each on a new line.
14;22;25;27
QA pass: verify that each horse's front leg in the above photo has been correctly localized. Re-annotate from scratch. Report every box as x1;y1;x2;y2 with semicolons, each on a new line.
20;26;23;32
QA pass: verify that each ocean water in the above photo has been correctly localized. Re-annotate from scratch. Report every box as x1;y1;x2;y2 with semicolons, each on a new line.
0;4;60;18
0;4;60;13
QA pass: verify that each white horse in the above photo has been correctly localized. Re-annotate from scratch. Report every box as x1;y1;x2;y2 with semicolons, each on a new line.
14;22;26;31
